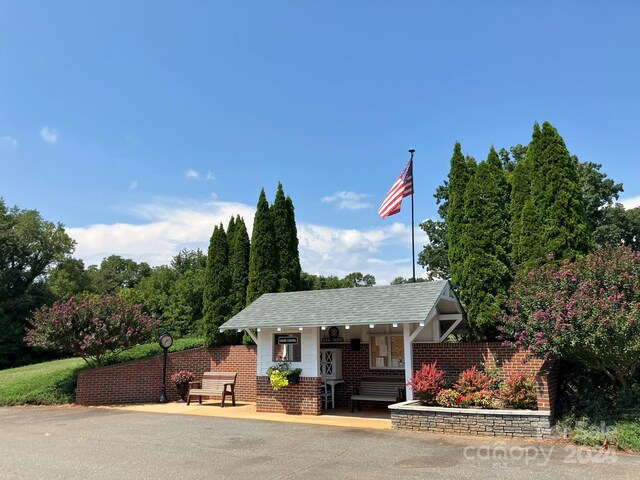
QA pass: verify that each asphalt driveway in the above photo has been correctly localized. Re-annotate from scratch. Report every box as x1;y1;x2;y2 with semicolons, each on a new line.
1;406;638;479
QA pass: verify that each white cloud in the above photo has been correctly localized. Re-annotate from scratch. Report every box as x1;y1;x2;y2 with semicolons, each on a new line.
1;136;19;149
40;126;59;144
320;191;372;210
185;169;215;181
621;196;640;210
129;180;138;190
67;199;424;284
68;199;256;268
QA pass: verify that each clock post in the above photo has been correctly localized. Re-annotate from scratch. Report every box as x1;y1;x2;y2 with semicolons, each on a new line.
158;332;173;403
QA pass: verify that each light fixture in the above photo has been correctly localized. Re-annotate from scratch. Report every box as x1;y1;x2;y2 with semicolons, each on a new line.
345;325;350;330
298;327;304;331
321;326;326;330
419;322;425;327
277;327;282;332
257;328;261;332
392;323;398;328
237;329;242;333
369;324;374;329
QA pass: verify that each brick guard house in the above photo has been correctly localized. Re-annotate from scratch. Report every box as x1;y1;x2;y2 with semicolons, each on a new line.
78;280;557;427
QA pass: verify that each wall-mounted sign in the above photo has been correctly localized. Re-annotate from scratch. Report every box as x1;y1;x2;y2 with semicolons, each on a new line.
277;336;299;345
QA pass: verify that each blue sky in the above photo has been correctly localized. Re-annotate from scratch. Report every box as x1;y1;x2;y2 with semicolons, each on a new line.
1;1;639;284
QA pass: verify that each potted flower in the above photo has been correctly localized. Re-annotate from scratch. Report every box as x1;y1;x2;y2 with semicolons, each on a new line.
171;370;195;402
266;362;303;390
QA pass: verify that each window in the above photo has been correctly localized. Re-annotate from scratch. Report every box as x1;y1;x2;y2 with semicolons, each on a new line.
273;333;301;362
370;334;404;370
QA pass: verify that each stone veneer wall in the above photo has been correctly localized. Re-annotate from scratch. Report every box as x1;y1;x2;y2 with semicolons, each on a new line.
76;345;257;405
390;401;553;438
256;376;322;415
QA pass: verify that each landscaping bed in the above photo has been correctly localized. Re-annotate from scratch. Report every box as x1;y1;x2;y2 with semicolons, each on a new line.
390;400;553;438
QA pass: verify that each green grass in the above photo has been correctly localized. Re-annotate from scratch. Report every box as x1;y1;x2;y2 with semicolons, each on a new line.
557;414;640;452
0;336;205;406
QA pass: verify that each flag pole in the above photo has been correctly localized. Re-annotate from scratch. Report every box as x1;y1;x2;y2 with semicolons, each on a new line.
409;148;416;283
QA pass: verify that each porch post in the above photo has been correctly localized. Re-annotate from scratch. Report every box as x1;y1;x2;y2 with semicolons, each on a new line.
403;323;414;401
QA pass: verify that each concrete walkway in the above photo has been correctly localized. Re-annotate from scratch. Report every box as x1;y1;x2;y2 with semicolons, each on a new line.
102;401;393;430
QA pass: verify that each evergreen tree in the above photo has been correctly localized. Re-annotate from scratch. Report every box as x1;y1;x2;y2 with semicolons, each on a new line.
226;216;237;246
446;142;476;287
229;215;250;316
510;123;539;266
458;147;511;338
270;183;302;292
246;189;278;304
202;224;232;346
529;122;589;265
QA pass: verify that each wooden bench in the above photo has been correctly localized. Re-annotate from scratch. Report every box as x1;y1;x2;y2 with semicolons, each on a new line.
187;372;237;407
351;377;405;412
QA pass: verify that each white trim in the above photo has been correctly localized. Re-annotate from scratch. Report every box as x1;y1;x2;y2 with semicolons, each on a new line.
403;323;414;401
244;328;258;344
439;317;463;342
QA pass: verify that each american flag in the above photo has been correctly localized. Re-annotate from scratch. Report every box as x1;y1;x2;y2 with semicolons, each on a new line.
378;159;414;218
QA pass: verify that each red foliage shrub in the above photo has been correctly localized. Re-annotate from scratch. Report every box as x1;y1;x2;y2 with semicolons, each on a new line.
407;361;445;403
499;373;537;409
453;366;498;395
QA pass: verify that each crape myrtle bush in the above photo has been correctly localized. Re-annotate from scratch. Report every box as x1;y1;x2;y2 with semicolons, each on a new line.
501;245;640;390
25;294;160;366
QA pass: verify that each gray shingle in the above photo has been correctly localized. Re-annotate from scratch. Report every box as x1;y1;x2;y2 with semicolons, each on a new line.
220;280;456;330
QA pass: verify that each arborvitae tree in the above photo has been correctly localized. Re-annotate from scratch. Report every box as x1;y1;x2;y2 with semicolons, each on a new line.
529;122;589;265
202;224;232;346
446;142;476;287
280;193;302;291
229;215;250;316
226;216;237;247
458;147;511;338
246;189;278;304
510;123;539;266
270;183;301;292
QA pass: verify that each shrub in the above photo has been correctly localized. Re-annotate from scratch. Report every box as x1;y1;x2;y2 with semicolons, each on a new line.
453;366;498;395
471;389;496;408
407;362;445;404
500;373;537;409
502;245;640;390
24;294;160;366
436;388;461;407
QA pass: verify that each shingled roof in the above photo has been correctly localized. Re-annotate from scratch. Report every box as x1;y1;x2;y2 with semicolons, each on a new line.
220;280;464;330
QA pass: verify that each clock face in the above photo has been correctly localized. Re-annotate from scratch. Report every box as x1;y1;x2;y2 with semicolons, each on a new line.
159;333;173;349
328;326;340;339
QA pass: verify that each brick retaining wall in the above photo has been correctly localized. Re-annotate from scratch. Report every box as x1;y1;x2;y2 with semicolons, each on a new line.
323;342;557;414
390;401;553;438
76;345;257;405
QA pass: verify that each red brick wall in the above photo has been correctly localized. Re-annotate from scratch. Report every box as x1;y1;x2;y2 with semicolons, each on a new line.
412;342;556;413
256;376;322;415
322;342;556;414
322;343;404;408
76;345;257;406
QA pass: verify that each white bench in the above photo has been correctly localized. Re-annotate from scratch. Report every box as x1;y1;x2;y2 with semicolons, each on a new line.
351;377;405;412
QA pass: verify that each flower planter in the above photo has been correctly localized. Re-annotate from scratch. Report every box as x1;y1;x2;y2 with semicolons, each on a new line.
389;400;553;438
286;372;300;385
176;382;189;402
